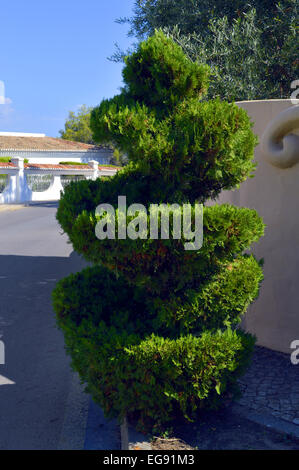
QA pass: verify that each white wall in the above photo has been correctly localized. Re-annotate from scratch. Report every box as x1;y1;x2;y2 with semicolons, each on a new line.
0;149;112;165
0;159;117;204
214;100;299;353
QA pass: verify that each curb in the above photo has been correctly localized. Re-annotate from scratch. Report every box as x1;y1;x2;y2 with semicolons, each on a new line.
121;417;152;450
57;371;89;450
87;401;299;449
84;398;119;450
0;204;26;212
120;404;299;450
232;403;299;439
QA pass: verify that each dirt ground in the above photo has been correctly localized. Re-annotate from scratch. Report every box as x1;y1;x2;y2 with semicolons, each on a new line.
151;407;299;450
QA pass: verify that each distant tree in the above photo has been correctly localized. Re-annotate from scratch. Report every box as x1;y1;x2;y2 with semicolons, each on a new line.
59;104;127;165
59;105;94;144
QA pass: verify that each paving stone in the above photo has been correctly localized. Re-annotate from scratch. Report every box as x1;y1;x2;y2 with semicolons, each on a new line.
236;346;297;425
269;403;280;411
271;411;282;417
280;414;294;422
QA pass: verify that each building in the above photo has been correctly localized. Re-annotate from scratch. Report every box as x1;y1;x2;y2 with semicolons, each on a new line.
0;132;113;164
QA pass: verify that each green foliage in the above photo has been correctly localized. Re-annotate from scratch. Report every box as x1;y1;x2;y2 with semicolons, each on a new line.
110;147;127;166
167;5;298;101
91;98;256;198
57;193;264;295
0;174;8;192
58;161;121;168
59;104;95;144
119;0;281;39
59;105;127;165
123;31;210;112
53;265;256;428
59;161;88;165
0;156;29;163
153;255;264;333
114;1;298;101
54;32;264;430
91;33;256;201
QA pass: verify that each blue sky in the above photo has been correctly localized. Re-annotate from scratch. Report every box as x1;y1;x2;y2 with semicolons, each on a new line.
0;0;135;136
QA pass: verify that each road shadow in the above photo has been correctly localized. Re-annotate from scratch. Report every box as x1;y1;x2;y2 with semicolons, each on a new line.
151;406;299;450
24;201;59;209
0;251;87;449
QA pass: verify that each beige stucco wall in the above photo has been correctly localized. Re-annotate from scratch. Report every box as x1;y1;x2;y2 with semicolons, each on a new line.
215;99;299;353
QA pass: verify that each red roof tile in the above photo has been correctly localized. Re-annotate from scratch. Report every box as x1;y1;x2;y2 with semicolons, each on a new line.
0;162;15;168
0;136;105;151
25;163;91;170
0;162;120;172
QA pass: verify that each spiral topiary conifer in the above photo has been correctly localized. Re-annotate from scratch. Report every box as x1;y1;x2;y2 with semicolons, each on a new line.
53;31;265;431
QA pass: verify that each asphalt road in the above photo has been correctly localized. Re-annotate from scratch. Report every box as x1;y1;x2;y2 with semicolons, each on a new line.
0;202;89;449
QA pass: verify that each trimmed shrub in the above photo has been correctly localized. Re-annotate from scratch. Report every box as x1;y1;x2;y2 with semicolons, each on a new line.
53;265;255;427
0;156;29;163
53;31;264;431
59;161;89;165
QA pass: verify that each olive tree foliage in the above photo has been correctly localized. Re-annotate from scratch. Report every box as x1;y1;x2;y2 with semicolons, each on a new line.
168;5;298;101
113;0;298;101
117;0;279;39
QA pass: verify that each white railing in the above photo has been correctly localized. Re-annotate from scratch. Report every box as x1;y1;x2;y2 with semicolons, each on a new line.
0;158;117;204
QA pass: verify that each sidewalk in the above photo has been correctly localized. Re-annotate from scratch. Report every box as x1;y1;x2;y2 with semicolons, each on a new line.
129;345;299;450
62;346;299;449
237;346;299;426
